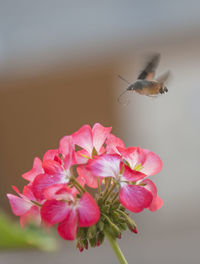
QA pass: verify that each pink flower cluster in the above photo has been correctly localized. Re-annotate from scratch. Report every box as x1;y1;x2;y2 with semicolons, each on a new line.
7;123;163;247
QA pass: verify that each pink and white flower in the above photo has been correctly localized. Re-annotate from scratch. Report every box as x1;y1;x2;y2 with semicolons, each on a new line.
41;185;100;240
7;185;41;227
86;149;163;213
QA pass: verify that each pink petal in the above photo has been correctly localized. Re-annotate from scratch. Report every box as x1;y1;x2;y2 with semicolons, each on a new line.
43;160;63;175
143;179;157;197
20;205;41;228
77;165;99;188
139;149;163;176
43;149;59;161
142;179;163;211
62;154;72;171
74;149;90;164
57;209;77;240
44;184;74;201
41;200;71;225
92;123;112;153
72;125;93;155
117;147;140;169
148;196;163;211
122;165;147;182
77;193;100;227
22;157;43;182
119;184;153;213
23;185;37;201
59;135;73;157
86;154;121;179
12;185;23;197
106;134;125;154
32;173;65;200
7;194;32;216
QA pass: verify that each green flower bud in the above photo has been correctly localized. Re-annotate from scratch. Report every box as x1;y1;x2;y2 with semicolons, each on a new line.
87;224;97;239
97;220;104;231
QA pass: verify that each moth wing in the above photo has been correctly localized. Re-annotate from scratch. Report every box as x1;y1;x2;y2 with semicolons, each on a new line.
137;53;160;80
156;70;171;84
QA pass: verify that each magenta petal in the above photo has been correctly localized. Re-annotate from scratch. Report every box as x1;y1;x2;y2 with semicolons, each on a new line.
41;200;71;225
57;209;77;240
43;160;63;175
72;125;93;155
32;173;64;200
122;165;147;182
20;205;41;228
77;193;100;227
92;123;112;153
7;194;32;216
86;154;121;179
22;157;43;182
77;165;99;188
119;184;153;213
139;149;163;176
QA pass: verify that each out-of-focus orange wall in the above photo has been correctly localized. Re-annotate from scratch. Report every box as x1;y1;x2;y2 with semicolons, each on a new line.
0;63;117;212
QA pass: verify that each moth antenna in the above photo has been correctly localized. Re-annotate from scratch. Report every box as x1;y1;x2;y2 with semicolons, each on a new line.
118;75;130;85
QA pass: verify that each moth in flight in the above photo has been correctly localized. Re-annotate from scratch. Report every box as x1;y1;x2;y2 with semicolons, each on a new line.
118;53;170;105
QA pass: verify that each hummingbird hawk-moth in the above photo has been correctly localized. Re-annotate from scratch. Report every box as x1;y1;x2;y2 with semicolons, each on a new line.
118;53;170;105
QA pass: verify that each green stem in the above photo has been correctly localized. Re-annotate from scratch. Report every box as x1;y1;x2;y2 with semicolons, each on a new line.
104;229;128;264
103;178;111;195
103;182;117;202
70;177;86;194
97;177;101;195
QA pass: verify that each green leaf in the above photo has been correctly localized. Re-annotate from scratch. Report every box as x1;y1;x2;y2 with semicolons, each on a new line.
0;212;58;251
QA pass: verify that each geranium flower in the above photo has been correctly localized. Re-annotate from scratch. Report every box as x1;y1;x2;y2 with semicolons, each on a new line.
7;121;164;259
86;150;163;213
72;123;112;160
7;185;41;227
31;136;75;200
41;184;100;240
73;123;111;188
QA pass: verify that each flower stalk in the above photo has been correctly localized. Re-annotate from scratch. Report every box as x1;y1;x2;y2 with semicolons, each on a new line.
104;229;128;264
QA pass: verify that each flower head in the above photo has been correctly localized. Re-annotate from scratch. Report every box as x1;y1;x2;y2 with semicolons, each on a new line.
7;122;163;251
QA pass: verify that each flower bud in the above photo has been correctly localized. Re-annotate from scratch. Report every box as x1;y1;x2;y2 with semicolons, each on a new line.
96;231;105;246
89;236;97;247
97;220;104;231
87;224;96;239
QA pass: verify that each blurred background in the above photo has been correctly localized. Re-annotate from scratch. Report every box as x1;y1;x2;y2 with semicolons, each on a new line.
0;1;200;263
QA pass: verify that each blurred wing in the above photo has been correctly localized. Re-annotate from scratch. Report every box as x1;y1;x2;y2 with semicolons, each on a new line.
137;53;160;80
117;89;133;106
156;70;170;84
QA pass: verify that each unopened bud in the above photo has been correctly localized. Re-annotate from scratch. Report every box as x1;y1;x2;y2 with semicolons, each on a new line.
87;224;96;239
129;226;138;233
97;220;104;231
89;236;97;247
83;239;88;250
96;231;105;246
77;242;84;252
